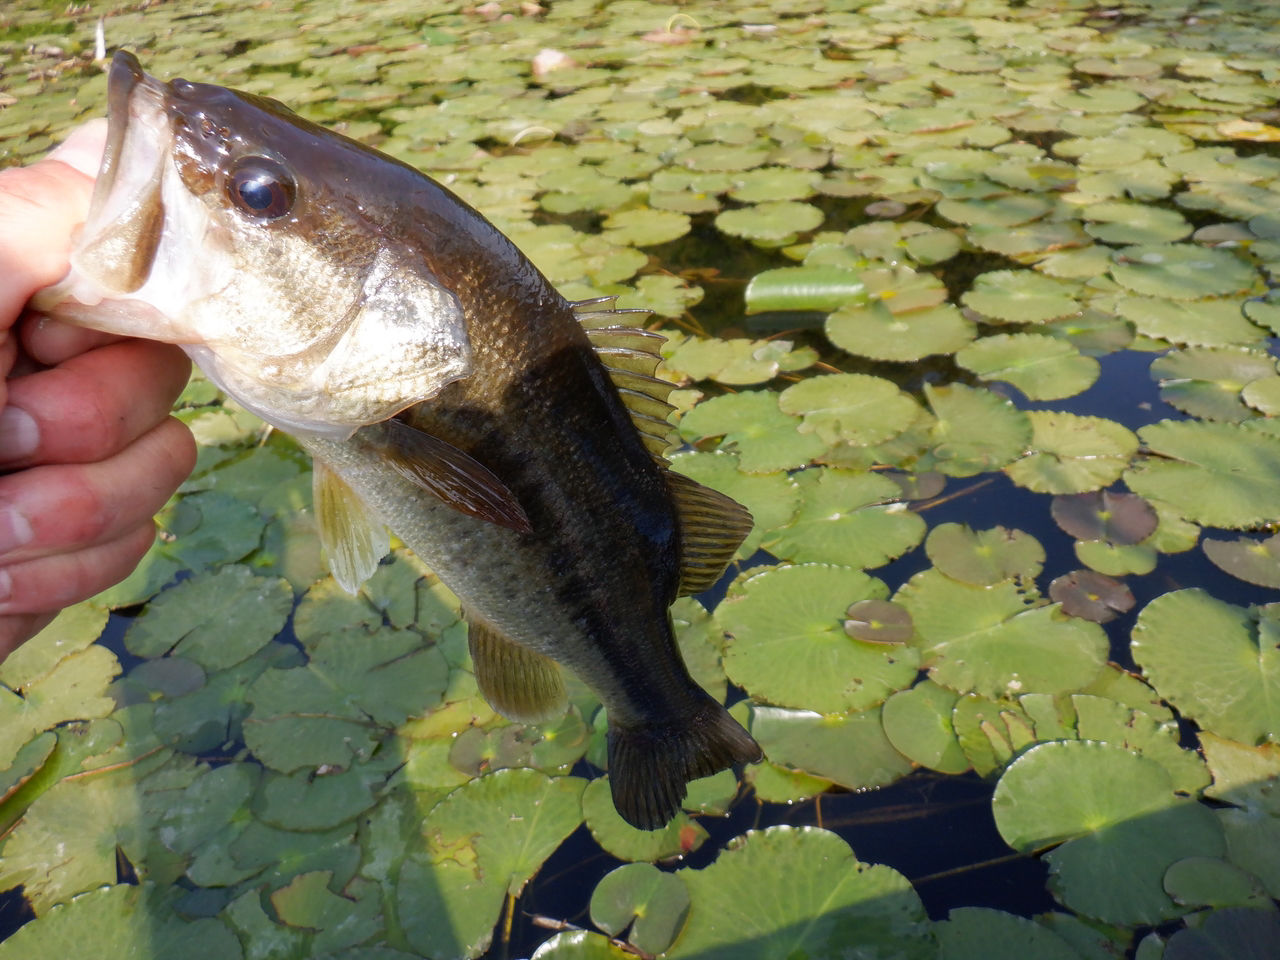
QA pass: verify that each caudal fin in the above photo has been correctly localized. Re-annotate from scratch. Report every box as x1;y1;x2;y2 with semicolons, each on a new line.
607;697;762;831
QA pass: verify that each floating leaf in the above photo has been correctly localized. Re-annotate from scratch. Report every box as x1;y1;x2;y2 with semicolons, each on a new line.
601;207;690;246
1049;570;1135;624
668;827;932;960
678;391;827;473
1116;296;1266;347
582;776;707;862
993;741;1226;925
826;269;975;361
1051;490;1158;545
1131;589;1280;745
1075;540;1158;577
1006;413;1139;495
124;566;292;671
957;333;1099;401
1125;420;1280;529
716;565;917;714
715;201;824;243
589;862;689;956
882;681;970;775
933;907;1086;960
844;599;914;645
778;374;921;447
1203;534;1280;588
1109;244;1258;299
1163;908;1280;960
398;770;586;960
926;383;1033;478
744;266;868;313
937;193;1053;228
1082;202;1191;244
1151;346;1274;422
740;704;913;791
897;569;1108;698
962;271;1080;323
761;469;926;570
925;524;1045;587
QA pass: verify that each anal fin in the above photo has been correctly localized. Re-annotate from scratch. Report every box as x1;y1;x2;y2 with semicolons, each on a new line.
464;608;567;724
313;459;390;594
363;418;532;534
665;470;754;596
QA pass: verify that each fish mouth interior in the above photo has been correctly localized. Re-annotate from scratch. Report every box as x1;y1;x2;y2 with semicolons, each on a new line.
87;50;148;224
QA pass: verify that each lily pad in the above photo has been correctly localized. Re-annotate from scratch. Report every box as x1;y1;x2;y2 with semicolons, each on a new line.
678;391;827;473
716;564;918;714
1006;413;1139;495
1049;570;1135;624
924;523;1045;587
1109;244;1259;299
1051;490;1158;545
668;827;933;960
582;776;707;863
715;201;825;243
934;907;1087;960
778;374;921;447
961;271;1081;324
844;599;914;645
993;741;1226;925
1116;296;1266;347
882;681;970;774
1163;908;1280;960
589;862;690;957
926;383;1033;478
743;266;868;314
956;333;1099;401
1124;420;1280;529
1203;534;1280;588
1131;589;1280;745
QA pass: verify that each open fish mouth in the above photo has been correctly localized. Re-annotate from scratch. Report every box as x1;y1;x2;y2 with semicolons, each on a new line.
73;50;175;296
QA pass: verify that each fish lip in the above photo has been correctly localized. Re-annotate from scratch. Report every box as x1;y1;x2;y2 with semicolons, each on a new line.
91;50;148;223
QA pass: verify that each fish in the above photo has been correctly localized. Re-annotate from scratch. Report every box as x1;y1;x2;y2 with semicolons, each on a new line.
34;50;762;830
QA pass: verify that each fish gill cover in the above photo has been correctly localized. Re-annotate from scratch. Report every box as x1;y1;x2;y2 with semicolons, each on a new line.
1;0;1280;958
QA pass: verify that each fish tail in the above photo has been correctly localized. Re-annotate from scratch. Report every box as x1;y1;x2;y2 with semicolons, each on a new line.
607;696;762;831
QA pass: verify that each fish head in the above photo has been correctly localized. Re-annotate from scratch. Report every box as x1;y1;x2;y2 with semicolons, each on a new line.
35;50;471;438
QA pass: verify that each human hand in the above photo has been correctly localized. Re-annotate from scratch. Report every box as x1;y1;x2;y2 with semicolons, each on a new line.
0;121;196;660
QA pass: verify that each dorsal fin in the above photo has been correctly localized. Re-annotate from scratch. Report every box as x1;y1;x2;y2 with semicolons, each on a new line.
665;470;754;596
575;310;677;459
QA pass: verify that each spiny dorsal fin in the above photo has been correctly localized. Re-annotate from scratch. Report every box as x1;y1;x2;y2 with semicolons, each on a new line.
665;470;754;596
464;607;567;724
313;459;390;594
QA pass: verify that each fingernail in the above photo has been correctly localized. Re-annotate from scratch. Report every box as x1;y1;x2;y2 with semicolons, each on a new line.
0;506;32;556
0;407;39;462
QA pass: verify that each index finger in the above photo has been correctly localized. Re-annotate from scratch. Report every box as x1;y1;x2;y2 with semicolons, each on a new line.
0;120;106;324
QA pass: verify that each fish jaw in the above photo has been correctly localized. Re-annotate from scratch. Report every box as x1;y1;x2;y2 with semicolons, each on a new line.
34;50;473;438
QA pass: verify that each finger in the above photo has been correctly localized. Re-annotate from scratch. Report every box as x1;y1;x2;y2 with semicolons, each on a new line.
0;122;104;323
0;612;58;663
21;314;125;368
0;416;195;567
0;339;192;467
0;521;158;616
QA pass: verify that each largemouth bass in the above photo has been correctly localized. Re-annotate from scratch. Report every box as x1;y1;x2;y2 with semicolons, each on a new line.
35;51;761;830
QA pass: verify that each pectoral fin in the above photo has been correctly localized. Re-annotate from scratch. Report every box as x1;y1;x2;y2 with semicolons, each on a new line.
366;418;532;533
313;459;389;594
464;608;567;724
665;470;754;596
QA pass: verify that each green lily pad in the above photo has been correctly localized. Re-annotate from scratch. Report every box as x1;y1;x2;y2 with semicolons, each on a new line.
882;680;970;775
1109;244;1259;299
668;827;933;960
0;884;243;960
926;383;1033;478
778;374;921;447
743;266;868;314
826;269;975;362
398;769;586;960
1116;296;1266;347
1124;420;1280;529
1163;857;1270;909
993;741;1226;925
925;523;1045;587
531;931;631;960
590;862;689;956
956;333;1099;401
1051;490;1158;545
716;564;918;714
678;391;827;473
1082;202;1192;244
1072;695;1210;795
1075;540;1158;577
897;569;1108;698
124;566;292;671
761;468;926;570
715;201;825;243
1242;375;1280;415
1131;589;1280;745
1203;534;1280;588
739;704;913;791
1151;346;1275;423
1006;413;1139;495
933;907;1087;960
937;193;1054;228
961;270;1081;324
601;207;690;246
582;776;707;862
1163;907;1280;960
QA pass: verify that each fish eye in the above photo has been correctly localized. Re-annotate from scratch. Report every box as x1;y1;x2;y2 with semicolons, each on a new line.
227;157;296;220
